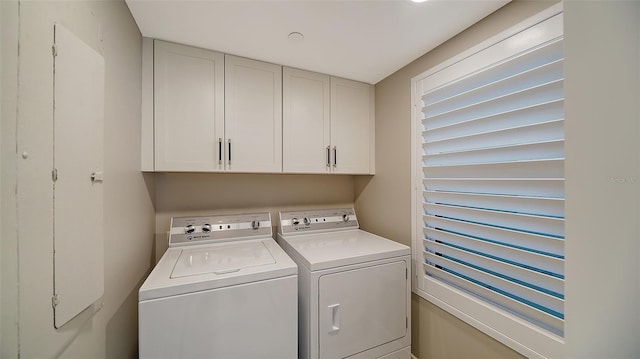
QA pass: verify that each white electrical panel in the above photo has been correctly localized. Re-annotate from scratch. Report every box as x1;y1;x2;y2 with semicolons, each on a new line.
52;23;105;329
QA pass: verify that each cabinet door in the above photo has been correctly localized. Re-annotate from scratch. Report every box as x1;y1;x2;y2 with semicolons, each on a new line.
225;55;282;173
154;40;224;171
283;68;330;173
330;77;374;174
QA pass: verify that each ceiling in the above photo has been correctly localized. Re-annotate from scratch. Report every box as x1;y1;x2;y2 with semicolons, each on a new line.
126;0;509;84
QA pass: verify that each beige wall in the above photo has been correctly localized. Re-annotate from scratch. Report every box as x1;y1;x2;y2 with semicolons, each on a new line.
563;1;639;357
354;1;559;358
1;0;20;356
154;173;355;260
1;1;155;357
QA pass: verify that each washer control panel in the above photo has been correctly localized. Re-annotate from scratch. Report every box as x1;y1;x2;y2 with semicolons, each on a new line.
169;212;272;246
279;208;358;234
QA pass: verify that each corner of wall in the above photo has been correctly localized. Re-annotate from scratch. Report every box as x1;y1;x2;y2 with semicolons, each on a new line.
9;1;155;357
1;0;21;356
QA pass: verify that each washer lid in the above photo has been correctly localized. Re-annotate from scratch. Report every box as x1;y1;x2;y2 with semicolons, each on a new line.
171;241;276;278
139;238;297;301
277;229;410;271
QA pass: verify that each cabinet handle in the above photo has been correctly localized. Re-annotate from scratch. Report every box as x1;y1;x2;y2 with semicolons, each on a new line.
333;146;337;167
218;138;222;164
228;139;232;165
326;146;331;167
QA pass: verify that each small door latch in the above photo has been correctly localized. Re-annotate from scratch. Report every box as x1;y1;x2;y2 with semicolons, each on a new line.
91;171;104;183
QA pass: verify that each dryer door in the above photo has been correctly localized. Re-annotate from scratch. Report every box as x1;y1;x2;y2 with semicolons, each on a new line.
318;260;407;359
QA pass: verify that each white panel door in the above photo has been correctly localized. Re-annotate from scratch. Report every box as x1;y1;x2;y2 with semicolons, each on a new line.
330;77;373;174
318;261;407;359
225;55;282;173
283;67;331;173
154;40;224;171
53;24;104;328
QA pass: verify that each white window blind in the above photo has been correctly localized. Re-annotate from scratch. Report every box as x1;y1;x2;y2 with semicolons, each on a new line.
412;8;564;356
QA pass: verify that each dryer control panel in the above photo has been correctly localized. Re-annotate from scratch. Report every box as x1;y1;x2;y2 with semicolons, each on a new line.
169;212;272;246
279;208;358;235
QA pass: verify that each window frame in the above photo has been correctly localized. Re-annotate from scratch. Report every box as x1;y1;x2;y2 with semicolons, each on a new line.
410;3;565;358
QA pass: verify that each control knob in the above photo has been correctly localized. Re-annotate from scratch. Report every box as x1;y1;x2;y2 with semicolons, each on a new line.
251;220;260;230
292;217;300;225
185;224;196;234
303;217;311;225
202;224;212;232
342;214;350;222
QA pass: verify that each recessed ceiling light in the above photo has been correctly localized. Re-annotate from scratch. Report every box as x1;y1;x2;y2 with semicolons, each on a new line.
411;0;428;2
288;32;304;42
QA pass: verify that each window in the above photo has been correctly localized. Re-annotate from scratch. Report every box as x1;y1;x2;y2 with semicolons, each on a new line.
411;5;564;358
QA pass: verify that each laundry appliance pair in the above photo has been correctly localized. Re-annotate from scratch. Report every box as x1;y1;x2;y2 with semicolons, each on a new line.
138;209;410;359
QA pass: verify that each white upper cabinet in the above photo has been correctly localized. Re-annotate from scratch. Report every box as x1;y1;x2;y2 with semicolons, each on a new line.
283;69;375;174
330;77;375;174
143;40;372;174
225;55;282;173
147;42;282;173
283;68;331;173
153;40;225;171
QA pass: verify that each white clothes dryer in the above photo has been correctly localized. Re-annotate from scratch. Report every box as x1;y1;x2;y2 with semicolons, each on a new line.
277;208;411;359
139;212;298;359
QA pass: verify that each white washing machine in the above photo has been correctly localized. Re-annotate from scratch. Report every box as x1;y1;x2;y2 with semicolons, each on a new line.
277;208;411;359
139;212;298;359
